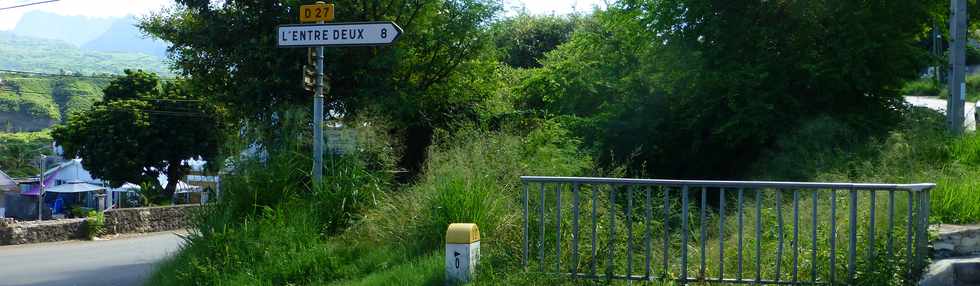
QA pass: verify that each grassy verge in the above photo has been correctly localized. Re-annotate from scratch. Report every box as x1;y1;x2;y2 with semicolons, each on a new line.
150;107;978;285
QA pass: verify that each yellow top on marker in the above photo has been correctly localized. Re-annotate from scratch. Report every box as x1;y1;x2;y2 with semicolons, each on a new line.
446;223;480;244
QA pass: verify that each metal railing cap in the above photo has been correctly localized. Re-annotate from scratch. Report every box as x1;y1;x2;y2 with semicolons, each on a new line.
520;176;936;192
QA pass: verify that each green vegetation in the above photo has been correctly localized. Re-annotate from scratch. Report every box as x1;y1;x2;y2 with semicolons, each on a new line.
753;108;980;224
901;78;943;97
85;210;105;239
0;76;60;121
0;74;109;133
0;31;170;76
491;13;581;68
53;70;226;197
0;131;52;178
113;0;980;285
151;115;590;285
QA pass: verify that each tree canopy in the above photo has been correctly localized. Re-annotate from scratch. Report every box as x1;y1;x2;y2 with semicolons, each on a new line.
520;0;944;179
491;13;580;68
52;70;225;198
141;0;501;174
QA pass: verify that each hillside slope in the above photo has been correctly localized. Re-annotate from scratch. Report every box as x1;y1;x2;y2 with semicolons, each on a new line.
0;74;108;132
0;32;171;76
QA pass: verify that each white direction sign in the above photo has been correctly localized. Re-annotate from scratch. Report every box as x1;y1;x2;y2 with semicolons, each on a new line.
278;21;402;48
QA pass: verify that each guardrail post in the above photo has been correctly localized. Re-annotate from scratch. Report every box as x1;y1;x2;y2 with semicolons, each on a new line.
913;190;930;279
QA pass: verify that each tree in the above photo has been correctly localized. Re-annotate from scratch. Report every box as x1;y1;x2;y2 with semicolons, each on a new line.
141;0;501;175
521;0;945;179
492;13;581;68
52;70;225;199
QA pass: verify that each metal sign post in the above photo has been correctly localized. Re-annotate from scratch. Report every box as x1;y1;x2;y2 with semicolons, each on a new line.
279;3;403;184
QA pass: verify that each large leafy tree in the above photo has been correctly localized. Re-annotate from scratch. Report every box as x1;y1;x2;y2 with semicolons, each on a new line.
141;0;500;174
522;0;944;179
52;70;225;198
491;13;581;68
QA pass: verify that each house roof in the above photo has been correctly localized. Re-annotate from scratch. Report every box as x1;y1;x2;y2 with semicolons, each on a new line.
44;182;105;194
0;169;15;192
43;159;78;178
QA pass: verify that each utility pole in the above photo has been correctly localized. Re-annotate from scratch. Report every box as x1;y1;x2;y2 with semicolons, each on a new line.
37;155;45;221
949;0;967;134
934;22;943;83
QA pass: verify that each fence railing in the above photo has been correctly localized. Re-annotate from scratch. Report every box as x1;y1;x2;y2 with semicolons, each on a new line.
520;176;934;285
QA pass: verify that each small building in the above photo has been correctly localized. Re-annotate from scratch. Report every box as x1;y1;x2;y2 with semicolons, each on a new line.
0;169;15;217
6;159;109;219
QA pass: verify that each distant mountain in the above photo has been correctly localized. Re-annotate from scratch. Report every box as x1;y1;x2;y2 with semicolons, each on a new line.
82;17;168;58
12;11;115;47
0;31;171;76
11;11;169;59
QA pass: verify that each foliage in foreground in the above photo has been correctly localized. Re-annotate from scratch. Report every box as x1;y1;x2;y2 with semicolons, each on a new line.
149;120;591;285
85;210;105;239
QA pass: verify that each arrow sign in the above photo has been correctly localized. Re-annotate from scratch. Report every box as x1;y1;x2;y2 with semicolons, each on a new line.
278;21;402;48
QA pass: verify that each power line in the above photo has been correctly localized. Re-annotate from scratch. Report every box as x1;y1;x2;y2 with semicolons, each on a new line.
0;69;122;80
0;69;176;80
0;89;213;118
0;0;59;11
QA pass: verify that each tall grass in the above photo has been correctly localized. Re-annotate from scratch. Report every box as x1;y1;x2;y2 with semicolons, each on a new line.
151;106;980;285
150;110;397;285
754;107;980;224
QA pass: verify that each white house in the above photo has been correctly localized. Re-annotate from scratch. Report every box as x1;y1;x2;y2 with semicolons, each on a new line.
0;169;14;217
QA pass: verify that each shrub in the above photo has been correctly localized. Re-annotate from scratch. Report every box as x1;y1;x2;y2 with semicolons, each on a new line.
352;122;591;262
86;211;105;239
900;79;941;97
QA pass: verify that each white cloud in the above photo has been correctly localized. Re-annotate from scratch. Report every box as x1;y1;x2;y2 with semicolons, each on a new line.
0;0;172;30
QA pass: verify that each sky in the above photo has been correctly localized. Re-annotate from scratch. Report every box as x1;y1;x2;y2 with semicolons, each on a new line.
0;0;607;31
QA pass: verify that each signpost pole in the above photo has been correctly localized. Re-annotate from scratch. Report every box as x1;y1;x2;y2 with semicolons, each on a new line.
313;21;325;185
282;2;399;185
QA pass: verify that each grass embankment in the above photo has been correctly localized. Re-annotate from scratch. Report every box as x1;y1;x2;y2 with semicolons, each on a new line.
754;108;980;224
902;74;980;102
150;108;980;285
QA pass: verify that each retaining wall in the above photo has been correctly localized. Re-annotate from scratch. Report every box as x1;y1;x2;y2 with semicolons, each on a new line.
103;204;198;235
0;205;198;245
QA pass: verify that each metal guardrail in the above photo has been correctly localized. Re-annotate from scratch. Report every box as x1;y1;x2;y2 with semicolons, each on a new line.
520;176;934;285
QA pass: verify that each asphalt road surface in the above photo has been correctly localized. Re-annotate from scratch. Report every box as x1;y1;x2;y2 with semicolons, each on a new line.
0;231;185;286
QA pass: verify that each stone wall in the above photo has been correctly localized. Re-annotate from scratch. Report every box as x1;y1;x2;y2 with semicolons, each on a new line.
103;204;198;235
0;204;198;245
933;224;980;259
0;218;86;245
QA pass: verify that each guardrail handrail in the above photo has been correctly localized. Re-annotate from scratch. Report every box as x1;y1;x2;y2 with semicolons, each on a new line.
521;176;936;192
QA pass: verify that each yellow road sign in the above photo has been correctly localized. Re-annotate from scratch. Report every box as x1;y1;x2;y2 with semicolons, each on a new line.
300;3;334;23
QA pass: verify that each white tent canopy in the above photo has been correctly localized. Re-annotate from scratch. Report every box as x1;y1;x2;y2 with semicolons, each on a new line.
44;182;105;194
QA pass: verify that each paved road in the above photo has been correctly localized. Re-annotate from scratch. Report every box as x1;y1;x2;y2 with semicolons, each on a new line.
0;231;185;286
905;96;976;131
